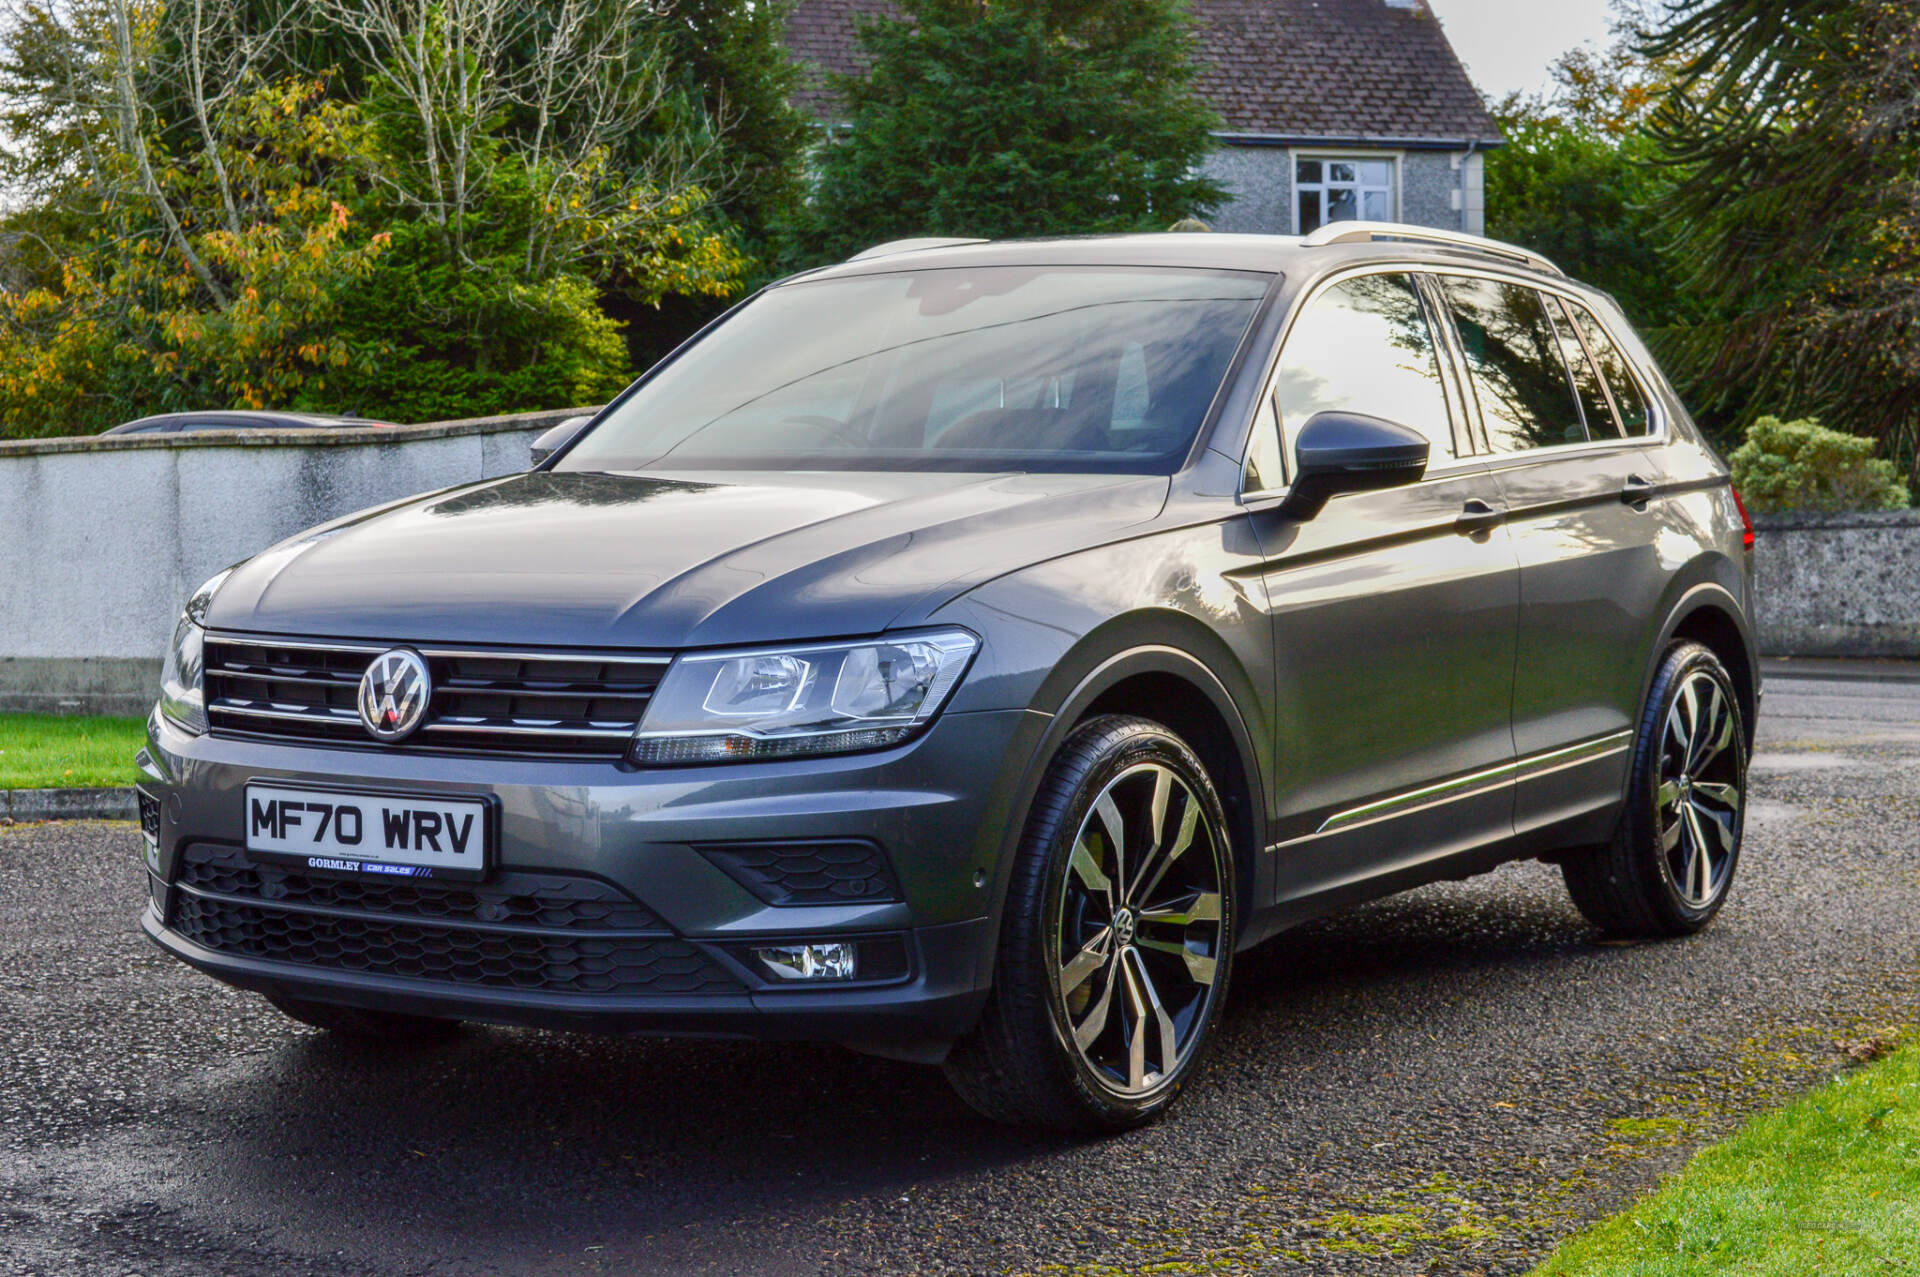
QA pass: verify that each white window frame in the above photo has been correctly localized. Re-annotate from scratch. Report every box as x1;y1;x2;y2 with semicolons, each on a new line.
1291;151;1402;234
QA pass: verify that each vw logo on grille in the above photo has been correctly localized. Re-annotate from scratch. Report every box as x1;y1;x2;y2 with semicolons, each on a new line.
357;649;431;742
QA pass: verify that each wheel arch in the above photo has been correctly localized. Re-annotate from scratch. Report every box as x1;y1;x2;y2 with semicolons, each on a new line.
1075;664;1266;921
975;623;1273;965
1652;581;1760;744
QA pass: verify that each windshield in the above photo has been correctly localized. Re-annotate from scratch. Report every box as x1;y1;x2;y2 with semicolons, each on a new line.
558;266;1273;474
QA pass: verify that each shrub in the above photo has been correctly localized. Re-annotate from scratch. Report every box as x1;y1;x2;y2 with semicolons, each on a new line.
1728;415;1911;514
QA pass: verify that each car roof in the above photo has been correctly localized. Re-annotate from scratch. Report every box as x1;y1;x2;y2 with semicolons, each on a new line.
798;226;1586;297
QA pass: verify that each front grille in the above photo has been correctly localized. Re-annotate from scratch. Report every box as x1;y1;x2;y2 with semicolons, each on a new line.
172;897;737;996
697;840;901;905
203;635;667;758
138;790;161;842
178;846;662;931
171;845;739;997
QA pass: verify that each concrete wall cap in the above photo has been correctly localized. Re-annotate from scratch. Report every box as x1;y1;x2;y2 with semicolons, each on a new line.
2;786;139;823
1751;508;1920;533
0;406;602;458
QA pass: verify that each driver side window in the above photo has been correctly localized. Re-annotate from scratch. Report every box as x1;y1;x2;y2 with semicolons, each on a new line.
1272;273;1457;471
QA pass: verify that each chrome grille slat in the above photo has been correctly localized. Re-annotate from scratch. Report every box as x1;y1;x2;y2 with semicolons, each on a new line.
210;636;386;655
421;721;638;739
210;669;358;688
210;702;361;723
434;684;647;700
203;633;666;759
414;648;669;666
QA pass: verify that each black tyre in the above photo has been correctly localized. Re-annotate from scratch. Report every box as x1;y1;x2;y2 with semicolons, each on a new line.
945;715;1236;1131
266;992;461;1042
1563;641;1748;937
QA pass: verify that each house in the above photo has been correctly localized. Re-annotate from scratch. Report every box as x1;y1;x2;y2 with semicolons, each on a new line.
783;0;1502;237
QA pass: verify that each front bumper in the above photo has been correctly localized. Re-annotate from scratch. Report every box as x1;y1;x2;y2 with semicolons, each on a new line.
140;706;1043;1052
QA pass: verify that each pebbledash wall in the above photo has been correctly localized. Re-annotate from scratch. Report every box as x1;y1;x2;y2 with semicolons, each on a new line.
1751;510;1920;660
1201;146;1486;237
0;409;592;716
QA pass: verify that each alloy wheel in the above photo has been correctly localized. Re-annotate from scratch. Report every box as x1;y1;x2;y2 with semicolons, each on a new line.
1659;670;1743;909
1053;762;1226;1096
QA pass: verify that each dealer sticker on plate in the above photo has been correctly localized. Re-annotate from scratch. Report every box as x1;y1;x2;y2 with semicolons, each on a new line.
244;783;489;881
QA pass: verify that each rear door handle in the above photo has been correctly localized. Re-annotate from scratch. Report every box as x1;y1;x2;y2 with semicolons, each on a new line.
1621;474;1659;506
1455;498;1507;535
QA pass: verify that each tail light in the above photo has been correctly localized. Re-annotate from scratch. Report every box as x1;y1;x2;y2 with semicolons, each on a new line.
1730;486;1756;551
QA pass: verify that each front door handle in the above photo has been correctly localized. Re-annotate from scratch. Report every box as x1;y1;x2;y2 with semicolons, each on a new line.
1621;474;1659;506
1455;498;1507;536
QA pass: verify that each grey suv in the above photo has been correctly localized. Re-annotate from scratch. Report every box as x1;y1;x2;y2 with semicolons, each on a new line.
139;225;1757;1130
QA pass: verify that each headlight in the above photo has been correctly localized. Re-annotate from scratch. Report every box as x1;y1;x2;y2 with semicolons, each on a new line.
157;569;233;735
631;630;978;764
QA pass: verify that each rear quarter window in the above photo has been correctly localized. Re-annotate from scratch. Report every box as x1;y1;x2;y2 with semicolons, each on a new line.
1565;302;1654;436
1549;298;1621;439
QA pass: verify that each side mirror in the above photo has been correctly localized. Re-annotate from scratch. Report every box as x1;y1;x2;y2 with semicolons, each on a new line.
530;414;593;467
1278;411;1430;521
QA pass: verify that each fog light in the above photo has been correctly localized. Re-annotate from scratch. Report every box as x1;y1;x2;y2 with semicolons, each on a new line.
755;942;857;981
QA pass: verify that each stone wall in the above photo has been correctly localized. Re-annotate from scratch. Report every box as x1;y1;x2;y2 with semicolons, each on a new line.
0;409;593;715
1752;510;1920;660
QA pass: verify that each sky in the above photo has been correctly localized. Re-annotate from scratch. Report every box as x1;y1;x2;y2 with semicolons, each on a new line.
1424;0;1618;101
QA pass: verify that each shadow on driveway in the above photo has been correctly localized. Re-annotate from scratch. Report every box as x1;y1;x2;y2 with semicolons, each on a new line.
163;878;1608;1270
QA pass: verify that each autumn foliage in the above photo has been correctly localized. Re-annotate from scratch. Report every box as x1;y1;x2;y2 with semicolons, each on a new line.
0;1;765;435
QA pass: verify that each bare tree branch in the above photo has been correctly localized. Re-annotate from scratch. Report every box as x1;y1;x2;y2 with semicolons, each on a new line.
105;0;227;307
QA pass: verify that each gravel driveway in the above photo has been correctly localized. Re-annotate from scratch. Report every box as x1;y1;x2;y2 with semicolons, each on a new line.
4;673;1918;1276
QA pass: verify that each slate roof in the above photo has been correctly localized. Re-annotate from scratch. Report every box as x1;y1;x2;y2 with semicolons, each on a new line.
785;0;896;120
784;0;1501;144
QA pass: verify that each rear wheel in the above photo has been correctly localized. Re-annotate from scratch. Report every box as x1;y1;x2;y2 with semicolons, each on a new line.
266;992;461;1042
944;715;1235;1131
1563;642;1747;937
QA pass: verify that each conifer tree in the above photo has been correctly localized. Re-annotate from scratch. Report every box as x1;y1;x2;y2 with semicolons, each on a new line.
803;0;1224;261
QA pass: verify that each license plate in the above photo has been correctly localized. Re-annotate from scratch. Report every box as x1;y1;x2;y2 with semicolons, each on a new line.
244;783;490;881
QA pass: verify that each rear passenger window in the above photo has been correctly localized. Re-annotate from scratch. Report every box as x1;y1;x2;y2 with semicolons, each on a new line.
1566;303;1652;436
1550;298;1621;439
1436;276;1587;452
1275;273;1455;465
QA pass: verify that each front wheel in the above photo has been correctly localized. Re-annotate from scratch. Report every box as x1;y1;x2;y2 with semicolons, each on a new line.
1563;641;1748;937
944;715;1236;1131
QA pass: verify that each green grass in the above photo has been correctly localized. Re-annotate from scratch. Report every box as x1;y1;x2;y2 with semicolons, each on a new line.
0;712;147;789
1534;1041;1920;1275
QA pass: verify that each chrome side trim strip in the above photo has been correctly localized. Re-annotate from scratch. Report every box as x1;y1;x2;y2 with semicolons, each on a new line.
1513;731;1633;783
1311;731;1634;836
1315;760;1516;835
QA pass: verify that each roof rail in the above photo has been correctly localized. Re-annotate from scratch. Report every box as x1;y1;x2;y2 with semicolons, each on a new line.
1301;221;1563;276
847;237;989;262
